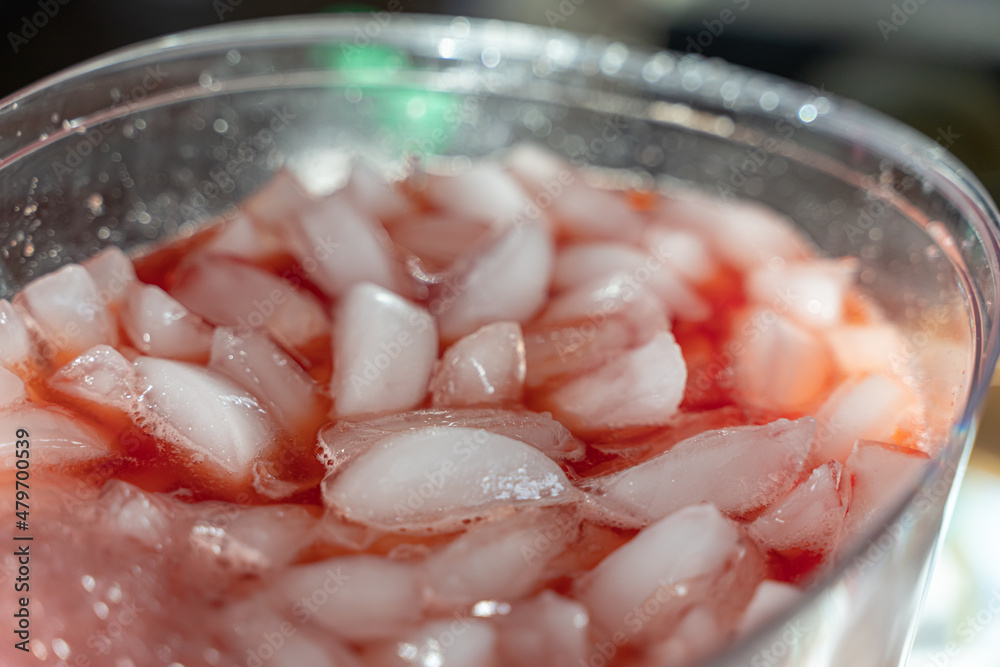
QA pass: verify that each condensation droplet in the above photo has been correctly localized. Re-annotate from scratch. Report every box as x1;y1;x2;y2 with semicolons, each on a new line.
86;193;104;215
52;638;70;660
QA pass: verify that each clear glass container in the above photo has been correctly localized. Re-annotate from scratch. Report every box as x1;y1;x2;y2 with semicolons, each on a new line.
1;15;998;667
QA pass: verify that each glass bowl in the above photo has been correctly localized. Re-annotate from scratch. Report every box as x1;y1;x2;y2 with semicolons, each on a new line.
1;14;998;667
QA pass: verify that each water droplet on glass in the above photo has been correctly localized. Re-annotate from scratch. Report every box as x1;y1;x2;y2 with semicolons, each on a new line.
86;193;104;215
481;47;501;68
437;38;456;59
759;91;779;111
681;71;703;91
450;16;470;37
798;104;818;123
599;43;628;76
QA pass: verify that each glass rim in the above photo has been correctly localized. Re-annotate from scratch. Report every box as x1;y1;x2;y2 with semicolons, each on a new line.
2;13;1000;664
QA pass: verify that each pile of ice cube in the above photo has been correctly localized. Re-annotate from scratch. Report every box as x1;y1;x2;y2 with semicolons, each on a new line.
0;145;930;666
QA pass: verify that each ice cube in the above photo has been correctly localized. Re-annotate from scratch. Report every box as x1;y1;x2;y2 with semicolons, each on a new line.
81;246;137;311
133;357;277;480
495;591;590;667
275;555;423;641
0;299;32;371
539;271;668;329
48;344;137;413
240;168;318;235
737;580;803;638
546;330;686;434
524;275;668;389
812;373;918;465
747;258;857;328
322;426;578;532
592;406;754;464
843;439;929;538
433;223;554;341
291;191;404;298
504;143;570;195
318;407;584;472
640;224;718;285
430;322;526;407
734;308;834;412
363;618;498;667
0;478;195;665
187;503;317;575
586;417;816;524
424;508;580;608
0;404;113;470
200;212;280;261
0;367;25;410
170;256;330;354
346;162;415;222
99;480;175;550
748;461;851;556
647;606;725;667
550;181;645;243
13;264;117;361
575;503;763;642
209;327;325;435
122;284;214;362
553;242;709;321
660;195;811;270
824;322;904;377
424;163;532;227
225;598;364;667
390;213;493;273
331;282;437;418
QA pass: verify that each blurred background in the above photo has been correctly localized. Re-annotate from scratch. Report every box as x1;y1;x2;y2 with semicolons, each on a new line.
2;1;999;664
1;0;998;201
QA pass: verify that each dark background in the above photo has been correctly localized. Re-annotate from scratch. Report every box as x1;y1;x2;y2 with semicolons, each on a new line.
1;0;999;201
